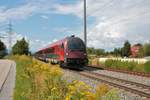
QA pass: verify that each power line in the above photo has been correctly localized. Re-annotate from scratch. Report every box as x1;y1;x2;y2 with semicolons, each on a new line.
87;0;114;17
0;36;7;38
0;23;8;39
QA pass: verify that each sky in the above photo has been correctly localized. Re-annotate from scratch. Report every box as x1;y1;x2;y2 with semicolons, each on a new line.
0;0;150;52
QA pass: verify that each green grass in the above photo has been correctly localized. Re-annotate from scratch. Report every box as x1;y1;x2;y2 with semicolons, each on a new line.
14;61;32;100
144;61;150;72
8;56;33;100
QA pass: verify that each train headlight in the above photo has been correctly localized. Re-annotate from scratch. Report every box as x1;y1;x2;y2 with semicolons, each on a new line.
66;53;69;56
84;53;87;56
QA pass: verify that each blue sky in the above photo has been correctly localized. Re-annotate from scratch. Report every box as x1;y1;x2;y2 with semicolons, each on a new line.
0;0;150;52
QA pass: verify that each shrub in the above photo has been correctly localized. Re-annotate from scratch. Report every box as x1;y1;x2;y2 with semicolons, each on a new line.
127;61;137;71
105;60;113;68
144;61;150;73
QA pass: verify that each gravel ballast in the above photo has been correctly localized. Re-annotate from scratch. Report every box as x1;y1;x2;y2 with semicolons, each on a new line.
62;68;149;100
92;69;150;86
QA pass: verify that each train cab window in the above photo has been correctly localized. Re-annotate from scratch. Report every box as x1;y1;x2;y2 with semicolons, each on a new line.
68;38;85;50
61;43;64;49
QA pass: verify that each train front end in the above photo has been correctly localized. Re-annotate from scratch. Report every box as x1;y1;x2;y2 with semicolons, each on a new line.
65;36;88;67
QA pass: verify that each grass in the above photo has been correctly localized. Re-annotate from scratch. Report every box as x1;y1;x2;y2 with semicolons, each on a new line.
144;61;150;72
8;55;33;100
8;55;120;100
90;58;150;73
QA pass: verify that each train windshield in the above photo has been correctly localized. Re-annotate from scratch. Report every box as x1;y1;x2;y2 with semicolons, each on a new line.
68;38;85;50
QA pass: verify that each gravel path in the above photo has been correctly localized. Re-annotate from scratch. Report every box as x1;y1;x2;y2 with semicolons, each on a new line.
62;68;149;100
0;60;16;100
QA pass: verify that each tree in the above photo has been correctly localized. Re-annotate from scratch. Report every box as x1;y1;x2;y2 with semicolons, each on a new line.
0;40;7;58
95;49;105;56
113;48;121;57
122;40;131;57
143;43;150;56
87;47;105;56
12;38;29;55
138;46;144;57
87;47;95;54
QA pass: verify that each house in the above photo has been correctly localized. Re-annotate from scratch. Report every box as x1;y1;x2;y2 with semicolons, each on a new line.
130;44;142;58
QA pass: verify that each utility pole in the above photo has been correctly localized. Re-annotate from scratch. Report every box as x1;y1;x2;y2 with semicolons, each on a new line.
7;21;13;53
84;0;87;48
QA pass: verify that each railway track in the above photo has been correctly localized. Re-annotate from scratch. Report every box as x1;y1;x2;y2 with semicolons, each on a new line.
66;67;150;99
88;65;150;78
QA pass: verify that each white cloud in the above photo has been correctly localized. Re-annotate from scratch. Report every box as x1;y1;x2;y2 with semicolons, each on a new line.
30;38;59;52
40;15;49;19
53;2;83;18
0;4;36;22
0;0;54;23
54;0;150;50
52;39;57;43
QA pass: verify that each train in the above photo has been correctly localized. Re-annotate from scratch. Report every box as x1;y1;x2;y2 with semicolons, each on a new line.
34;35;88;68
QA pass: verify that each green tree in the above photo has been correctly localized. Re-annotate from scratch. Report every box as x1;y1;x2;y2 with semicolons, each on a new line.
143;43;150;56
122;40;131;57
95;49;105;56
87;47;95;54
0;40;7;58
137;44;144;58
12;38;29;55
113;48;121;57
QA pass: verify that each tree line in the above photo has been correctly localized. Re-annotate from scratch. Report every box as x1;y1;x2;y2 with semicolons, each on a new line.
87;40;150;58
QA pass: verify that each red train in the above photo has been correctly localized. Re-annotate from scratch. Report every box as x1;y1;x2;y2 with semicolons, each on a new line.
35;35;88;68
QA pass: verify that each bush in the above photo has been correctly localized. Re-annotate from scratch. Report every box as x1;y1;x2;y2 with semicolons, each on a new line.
144;61;150;73
105;60;113;68
127;61;137;71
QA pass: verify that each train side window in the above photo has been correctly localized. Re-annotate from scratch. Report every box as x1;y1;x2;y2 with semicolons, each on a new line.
46;48;54;53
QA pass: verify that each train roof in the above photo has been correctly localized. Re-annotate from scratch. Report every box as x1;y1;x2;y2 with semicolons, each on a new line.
37;38;66;52
35;35;82;53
